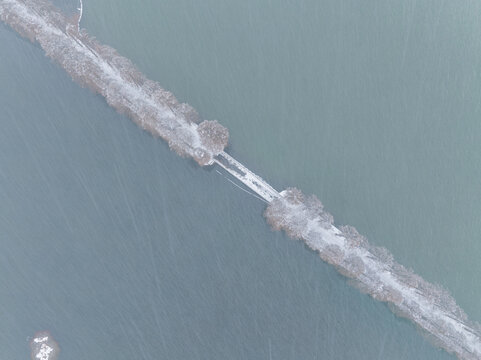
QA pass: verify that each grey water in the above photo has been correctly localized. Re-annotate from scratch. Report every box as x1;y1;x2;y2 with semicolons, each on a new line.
1;1;480;359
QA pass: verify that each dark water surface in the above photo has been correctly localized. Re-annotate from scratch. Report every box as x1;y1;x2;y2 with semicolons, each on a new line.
1;1;480;359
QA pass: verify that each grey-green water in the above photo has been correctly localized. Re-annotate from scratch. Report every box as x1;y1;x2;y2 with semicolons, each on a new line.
1;1;480;359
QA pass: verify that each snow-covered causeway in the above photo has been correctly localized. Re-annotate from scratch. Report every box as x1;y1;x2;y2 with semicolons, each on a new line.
1;1;480;359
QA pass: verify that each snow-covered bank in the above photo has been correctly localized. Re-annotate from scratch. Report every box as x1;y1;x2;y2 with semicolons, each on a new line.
0;0;228;166
265;188;481;360
2;1;481;359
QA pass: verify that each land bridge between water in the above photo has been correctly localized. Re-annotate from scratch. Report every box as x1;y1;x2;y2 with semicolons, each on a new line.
214;152;280;202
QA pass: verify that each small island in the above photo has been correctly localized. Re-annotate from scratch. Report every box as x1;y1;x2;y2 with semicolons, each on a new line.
30;332;59;360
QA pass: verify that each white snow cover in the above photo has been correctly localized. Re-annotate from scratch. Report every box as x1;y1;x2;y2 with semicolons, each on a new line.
265;188;481;360
33;336;49;343
30;332;59;360
76;0;82;32
215;151;279;202
0;0;227;166
35;344;53;360
2;1;481;359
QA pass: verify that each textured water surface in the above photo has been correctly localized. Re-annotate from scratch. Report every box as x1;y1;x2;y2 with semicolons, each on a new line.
1;1;481;359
